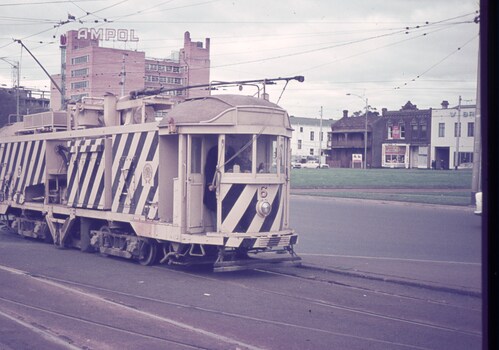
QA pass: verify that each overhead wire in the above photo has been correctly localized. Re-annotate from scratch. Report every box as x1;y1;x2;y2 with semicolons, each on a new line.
392;34;479;90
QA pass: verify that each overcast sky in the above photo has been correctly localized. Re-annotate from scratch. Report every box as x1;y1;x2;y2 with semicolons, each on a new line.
0;0;480;119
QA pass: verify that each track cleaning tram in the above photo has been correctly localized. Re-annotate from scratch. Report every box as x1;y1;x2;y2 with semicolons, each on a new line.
0;77;303;271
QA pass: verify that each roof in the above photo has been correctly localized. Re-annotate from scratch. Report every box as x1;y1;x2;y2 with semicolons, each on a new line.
331;115;382;132
289;116;336;127
159;94;283;126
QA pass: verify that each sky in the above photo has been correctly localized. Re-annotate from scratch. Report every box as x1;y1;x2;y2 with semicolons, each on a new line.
0;0;480;119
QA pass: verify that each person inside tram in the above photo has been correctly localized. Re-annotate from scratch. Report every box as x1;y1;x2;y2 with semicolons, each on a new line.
204;146;218;229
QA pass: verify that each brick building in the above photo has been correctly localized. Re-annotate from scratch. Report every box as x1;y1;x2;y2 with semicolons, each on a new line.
373;101;432;169
51;30;210;110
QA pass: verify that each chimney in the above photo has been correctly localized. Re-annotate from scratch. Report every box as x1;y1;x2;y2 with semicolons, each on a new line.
343;110;348;118
441;100;449;109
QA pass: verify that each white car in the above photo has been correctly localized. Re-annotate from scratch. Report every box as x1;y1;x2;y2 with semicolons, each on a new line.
474;192;482;215
301;161;329;169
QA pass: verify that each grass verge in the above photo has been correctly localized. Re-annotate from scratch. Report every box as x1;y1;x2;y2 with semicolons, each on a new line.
290;168;473;206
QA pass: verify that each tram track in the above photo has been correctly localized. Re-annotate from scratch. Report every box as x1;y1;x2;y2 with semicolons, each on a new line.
155;266;481;338
0;296;208;350
0;261;481;350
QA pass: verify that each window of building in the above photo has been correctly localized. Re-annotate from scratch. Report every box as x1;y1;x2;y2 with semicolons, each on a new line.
310;131;315;141
438;123;445;137
454;122;461;137
411;123;418;139
172;66;180;73
457;152;473;164
146;64;158;71
320;132;324;142
399;124;405;139
70;93;88;101
71;55;88;65
299;126;303;132
469;111;475;117
387;125;393;139
463;112;468;117
420;124;427;138
71;68;88;77
309;148;314;156
467;122;474;137
158;65;166;72
71;81;88;89
297;140;302;150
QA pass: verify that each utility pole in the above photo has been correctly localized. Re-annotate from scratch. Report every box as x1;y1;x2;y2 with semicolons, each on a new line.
60;35;67;110
364;98;368;169
471;25;481;204
455;95;462;169
319;106;323;166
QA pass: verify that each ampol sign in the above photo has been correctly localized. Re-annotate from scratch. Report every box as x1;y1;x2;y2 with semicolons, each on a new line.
76;28;139;42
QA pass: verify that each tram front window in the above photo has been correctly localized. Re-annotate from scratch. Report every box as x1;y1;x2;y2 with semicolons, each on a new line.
256;135;278;173
225;134;253;173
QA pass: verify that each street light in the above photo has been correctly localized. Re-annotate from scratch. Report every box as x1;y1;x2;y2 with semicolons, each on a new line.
346;93;369;169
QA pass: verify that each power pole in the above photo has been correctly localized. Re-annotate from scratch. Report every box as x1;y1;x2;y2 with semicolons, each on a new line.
471;29;481;204
319;106;323;166
455;95;462;169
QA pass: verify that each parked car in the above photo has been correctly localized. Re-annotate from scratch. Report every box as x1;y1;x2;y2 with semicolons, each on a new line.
301;161;329;169
474;192;482;215
291;162;302;169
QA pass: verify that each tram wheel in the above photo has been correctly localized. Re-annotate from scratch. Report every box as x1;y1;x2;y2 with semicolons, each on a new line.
137;239;158;266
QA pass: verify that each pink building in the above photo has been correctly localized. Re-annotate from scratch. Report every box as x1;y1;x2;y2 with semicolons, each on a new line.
51;30;210;110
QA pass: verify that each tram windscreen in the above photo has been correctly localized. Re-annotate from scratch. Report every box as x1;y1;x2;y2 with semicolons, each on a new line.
225;134;253;173
224;134;285;174
256;135;278;173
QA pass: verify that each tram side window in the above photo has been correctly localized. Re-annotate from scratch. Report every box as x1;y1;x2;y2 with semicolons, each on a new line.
225;134;253;173
256;135;278;173
190;137;202;173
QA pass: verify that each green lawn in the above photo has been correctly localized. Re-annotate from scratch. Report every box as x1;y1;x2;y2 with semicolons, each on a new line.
290;168;472;189
290;168;474;206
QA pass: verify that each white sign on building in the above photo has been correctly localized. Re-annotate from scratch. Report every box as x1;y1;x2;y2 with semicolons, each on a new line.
77;28;139;42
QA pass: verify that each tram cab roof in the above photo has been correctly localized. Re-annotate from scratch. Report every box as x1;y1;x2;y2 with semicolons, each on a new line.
159;94;291;130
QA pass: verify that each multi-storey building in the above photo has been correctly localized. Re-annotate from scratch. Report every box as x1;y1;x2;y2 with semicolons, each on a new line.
0;87;50;126
431;100;476;170
50;30;210;110
372;101;432;169
330;110;382;168
289;116;334;164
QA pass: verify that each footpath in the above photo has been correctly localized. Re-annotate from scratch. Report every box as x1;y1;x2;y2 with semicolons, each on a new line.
299;254;481;297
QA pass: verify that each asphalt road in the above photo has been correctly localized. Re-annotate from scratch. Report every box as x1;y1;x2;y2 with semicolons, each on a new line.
290;196;481;263
0;198;483;350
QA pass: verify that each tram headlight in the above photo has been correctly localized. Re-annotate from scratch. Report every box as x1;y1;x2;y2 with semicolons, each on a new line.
257;200;272;217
